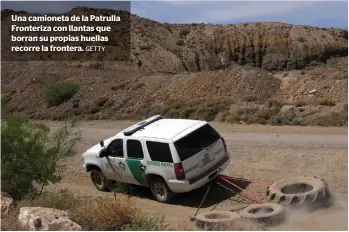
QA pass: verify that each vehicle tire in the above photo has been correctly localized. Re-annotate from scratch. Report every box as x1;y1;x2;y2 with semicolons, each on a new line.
240;203;284;225
149;177;175;203
266;176;331;206
90;169;110;192
195;211;241;230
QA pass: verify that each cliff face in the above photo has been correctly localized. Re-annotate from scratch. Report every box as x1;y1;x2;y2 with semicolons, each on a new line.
1;8;348;71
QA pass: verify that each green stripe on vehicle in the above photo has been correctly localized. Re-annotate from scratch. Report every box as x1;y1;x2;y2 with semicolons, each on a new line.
126;158;147;185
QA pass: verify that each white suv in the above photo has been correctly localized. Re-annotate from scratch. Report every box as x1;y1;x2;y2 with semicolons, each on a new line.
83;115;230;203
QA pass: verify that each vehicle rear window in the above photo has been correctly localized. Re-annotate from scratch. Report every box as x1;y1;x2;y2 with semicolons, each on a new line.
174;124;220;161
146;141;173;163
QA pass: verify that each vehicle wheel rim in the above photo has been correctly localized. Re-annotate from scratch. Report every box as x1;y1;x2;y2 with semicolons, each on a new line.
154;183;166;199
92;171;105;189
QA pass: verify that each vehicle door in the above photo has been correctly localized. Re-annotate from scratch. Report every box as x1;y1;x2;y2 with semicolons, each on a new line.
102;138;131;184
125;139;147;186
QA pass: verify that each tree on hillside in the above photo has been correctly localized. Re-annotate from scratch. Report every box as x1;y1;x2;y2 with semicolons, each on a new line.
1;116;81;200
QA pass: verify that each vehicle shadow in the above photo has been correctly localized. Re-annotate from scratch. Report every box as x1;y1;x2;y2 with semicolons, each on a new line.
115;177;252;208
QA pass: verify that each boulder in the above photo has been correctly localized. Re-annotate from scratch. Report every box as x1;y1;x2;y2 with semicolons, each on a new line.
18;207;81;231
1;192;14;216
48;218;82;231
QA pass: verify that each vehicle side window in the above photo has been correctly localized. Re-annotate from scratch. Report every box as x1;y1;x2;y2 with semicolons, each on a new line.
146;141;173;163
107;139;124;157
127;140;144;159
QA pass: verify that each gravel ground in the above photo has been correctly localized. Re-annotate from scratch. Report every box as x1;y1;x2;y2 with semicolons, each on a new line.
42;120;348;230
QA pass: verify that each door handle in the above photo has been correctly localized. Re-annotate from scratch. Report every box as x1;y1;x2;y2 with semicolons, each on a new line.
139;164;146;171
118;162;125;168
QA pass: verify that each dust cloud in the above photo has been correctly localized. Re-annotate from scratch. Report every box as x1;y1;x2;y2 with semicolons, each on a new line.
270;194;348;231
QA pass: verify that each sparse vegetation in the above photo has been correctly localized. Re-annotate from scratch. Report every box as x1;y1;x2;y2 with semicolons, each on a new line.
140;44;151;50
177;40;185;46
295;100;307;107
122;215;168;231
243;95;258;102
179;29;190;37
1;190;168;231
318;98;336;106
45;81;80;106
1;116;80;200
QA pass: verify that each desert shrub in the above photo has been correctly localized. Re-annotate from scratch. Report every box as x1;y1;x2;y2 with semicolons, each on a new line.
88;103;101;114
290;118;309;126
72;102;79;108
176;40;185;46
312;112;347;126
95;97;109;107
45;81;80;106
179;29;190;37
215;110;229;122
318;98;336;106
71;197;135;230
140;44;151;50
265;99;283;108
295;100;307;107
1;116;80;199
19;190;80;210
243;95;258;102
122;215;168;231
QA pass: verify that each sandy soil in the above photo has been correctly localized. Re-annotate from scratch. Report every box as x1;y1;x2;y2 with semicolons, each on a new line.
42;120;348;230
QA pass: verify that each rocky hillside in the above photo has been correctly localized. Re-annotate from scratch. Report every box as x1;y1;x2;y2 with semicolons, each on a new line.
1;8;348;71
1;7;348;126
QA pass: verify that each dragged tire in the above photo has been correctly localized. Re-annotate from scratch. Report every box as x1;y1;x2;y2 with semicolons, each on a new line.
195;211;241;229
266;176;331;206
240;203;284;225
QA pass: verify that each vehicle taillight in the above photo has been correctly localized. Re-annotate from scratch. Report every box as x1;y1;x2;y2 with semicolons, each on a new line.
221;137;227;153
174;163;185;180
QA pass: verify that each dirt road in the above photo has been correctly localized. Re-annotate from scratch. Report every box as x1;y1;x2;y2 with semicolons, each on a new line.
43;120;348;230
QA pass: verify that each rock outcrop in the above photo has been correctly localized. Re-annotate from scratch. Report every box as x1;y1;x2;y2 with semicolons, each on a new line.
18;207;81;231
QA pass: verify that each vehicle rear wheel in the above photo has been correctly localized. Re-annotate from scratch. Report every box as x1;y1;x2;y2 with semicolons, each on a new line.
150;177;175;203
90;169;110;191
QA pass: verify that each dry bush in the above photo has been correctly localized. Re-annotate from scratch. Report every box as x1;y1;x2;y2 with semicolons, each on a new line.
295;100;307;107
70;197;136;231
18;190;80;211
317;98;336;106
311;111;348;126
243;95;258;102
265;99;283;108
1;210;22;231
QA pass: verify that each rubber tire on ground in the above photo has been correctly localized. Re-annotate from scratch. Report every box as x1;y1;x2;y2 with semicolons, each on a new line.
90;169;110;192
150;177;175;203
266;176;331;206
195;211;241;229
240;203;284;225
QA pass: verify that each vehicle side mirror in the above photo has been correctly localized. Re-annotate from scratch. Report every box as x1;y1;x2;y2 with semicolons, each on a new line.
100;140;104;147
99;148;108;158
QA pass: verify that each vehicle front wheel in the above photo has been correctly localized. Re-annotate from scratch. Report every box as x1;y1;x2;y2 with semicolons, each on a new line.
150;177;176;203
90;169;110;191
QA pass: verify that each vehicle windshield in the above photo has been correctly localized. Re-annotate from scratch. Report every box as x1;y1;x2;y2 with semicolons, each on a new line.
174;124;220;161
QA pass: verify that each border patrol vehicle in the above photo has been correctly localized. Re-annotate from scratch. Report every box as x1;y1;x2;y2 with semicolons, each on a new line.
83;115;230;203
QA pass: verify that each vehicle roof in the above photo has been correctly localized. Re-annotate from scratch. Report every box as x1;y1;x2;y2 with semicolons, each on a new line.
120;118;205;140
